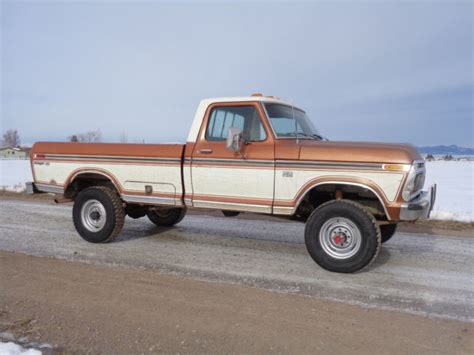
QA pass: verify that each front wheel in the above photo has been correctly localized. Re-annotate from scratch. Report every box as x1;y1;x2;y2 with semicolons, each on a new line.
305;200;381;273
147;207;186;227
72;186;125;243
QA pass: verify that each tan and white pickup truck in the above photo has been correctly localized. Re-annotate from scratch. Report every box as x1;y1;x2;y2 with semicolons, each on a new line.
27;94;436;273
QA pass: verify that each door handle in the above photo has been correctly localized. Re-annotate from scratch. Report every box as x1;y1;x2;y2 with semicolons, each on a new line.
198;149;213;154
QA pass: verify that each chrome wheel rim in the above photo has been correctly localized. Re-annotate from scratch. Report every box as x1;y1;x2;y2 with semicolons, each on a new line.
81;199;107;232
319;217;362;259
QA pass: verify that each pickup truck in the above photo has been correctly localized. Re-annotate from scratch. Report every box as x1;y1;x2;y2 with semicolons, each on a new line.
27;94;436;273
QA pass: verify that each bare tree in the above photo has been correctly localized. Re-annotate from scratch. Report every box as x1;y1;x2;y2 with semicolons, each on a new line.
2;129;20;147
80;130;102;143
119;133;128;143
68;130;102;143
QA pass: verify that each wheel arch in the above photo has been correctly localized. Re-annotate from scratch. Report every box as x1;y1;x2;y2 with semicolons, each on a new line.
294;180;392;220
64;168;122;198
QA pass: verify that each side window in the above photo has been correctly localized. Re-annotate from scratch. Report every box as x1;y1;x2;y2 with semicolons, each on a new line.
205;106;267;142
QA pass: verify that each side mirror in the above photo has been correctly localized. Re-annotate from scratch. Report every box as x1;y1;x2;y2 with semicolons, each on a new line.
226;127;243;153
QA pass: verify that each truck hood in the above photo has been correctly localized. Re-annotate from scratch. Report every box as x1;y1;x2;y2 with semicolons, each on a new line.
299;141;422;164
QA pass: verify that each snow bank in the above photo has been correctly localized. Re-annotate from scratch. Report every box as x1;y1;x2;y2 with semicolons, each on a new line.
0;160;32;192
424;160;474;222
0;159;472;222
0;342;41;355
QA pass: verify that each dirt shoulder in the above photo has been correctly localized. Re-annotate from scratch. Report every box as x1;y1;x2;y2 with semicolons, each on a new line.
2;191;472;238
1;251;472;354
397;218;474;237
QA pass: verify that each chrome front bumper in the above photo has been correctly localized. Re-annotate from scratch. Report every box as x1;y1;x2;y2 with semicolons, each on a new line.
399;184;437;221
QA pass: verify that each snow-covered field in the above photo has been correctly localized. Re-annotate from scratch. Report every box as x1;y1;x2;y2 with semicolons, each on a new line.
0;159;472;222
424;161;474;222
0;160;32;193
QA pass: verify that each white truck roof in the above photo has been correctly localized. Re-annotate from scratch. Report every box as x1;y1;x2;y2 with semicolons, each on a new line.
187;96;298;143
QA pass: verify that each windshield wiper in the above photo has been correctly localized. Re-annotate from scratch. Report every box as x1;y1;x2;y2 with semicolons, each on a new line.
312;133;327;141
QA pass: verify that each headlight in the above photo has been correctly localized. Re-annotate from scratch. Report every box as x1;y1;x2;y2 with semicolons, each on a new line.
402;161;426;201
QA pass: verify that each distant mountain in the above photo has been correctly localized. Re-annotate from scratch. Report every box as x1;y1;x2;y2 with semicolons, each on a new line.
417;145;474;155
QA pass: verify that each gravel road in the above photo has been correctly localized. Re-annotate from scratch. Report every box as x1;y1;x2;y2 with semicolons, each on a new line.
1;199;472;323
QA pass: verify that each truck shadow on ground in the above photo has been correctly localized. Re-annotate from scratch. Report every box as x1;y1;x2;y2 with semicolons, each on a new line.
123;226;307;254
114;218;393;272
114;224;175;242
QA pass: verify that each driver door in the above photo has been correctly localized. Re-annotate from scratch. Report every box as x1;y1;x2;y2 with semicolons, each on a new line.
190;102;275;213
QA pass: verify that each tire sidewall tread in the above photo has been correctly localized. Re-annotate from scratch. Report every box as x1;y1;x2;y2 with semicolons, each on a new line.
72;186;125;243
305;200;381;273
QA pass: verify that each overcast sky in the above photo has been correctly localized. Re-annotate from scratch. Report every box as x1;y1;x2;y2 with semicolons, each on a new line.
1;0;473;146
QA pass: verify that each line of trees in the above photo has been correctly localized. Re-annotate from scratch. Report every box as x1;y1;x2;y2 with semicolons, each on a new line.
68;131;131;143
68;130;102;143
1;128;136;146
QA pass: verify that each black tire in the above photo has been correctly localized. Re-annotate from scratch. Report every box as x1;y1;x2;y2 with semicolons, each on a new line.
380;223;397;243
147;207;186;227
305;200;381;273
72;186;125;243
222;210;240;217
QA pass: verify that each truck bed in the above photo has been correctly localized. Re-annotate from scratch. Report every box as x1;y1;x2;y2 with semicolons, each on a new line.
30;142;186;206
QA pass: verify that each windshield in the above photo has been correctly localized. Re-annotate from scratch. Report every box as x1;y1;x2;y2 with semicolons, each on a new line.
264;103;323;139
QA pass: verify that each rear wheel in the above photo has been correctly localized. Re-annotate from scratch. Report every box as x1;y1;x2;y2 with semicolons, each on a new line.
147;207;186;227
72;186;125;243
305;200;381;273
380;223;397;243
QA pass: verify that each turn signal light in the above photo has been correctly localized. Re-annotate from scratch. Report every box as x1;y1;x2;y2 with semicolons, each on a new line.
383;164;406;171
